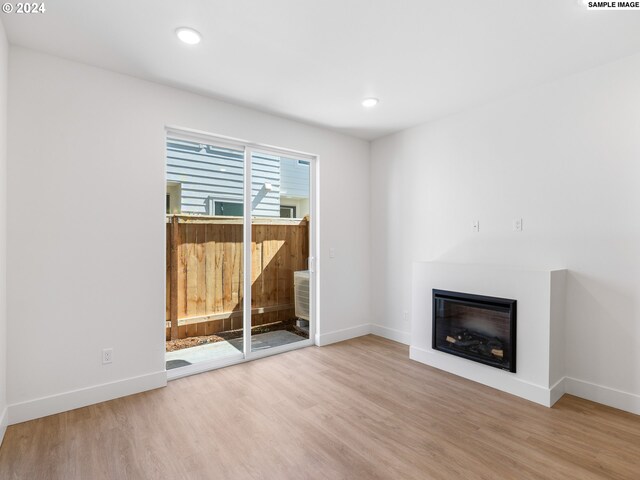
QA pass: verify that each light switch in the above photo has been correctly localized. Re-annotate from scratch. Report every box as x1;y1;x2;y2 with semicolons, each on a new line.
329;248;335;258
472;221;480;233
513;218;523;232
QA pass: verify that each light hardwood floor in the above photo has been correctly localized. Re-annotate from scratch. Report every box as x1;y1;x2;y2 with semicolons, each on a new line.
1;335;639;479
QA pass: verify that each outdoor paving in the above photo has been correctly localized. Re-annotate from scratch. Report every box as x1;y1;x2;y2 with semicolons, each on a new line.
165;330;305;370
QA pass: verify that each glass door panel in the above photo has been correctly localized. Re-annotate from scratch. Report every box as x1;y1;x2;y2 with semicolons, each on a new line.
249;151;312;353
165;136;245;370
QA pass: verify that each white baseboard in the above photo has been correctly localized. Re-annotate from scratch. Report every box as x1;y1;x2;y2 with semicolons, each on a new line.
316;323;371;346
316;323;411;347
8;370;167;425
409;346;640;415
564;377;640;416
549;377;566;406
410;345;555;407
0;406;7;446
370;324;411;345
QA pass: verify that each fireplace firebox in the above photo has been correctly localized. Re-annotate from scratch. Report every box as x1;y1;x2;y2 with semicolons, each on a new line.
432;289;516;372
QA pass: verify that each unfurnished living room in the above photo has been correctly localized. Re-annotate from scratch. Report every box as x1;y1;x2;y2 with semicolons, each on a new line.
0;1;639;479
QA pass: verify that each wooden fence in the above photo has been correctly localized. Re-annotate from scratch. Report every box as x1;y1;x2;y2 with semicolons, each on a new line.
166;214;309;340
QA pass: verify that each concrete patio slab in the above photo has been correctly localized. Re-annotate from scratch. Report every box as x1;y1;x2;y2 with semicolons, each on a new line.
165;330;306;370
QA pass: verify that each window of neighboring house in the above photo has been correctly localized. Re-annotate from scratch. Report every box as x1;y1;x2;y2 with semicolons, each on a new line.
280;205;296;218
166;183;182;214
215;201;244;216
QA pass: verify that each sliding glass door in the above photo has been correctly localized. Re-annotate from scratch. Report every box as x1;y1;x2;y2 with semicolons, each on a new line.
165;136;246;371
248;150;312;355
165;131;314;375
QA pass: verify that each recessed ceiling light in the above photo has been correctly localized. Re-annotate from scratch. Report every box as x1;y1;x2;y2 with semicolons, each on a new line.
176;27;201;45
362;97;379;108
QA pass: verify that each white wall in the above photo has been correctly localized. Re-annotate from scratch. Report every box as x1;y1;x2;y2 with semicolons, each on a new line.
0;19;8;441
7;47;370;422
371;53;640;409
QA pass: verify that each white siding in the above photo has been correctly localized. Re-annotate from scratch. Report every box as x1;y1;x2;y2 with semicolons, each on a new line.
167;139;244;214
166;138;281;217
250;152;280;217
280;158;309;198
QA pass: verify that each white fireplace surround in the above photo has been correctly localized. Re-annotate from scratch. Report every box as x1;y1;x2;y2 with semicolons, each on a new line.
411;262;566;407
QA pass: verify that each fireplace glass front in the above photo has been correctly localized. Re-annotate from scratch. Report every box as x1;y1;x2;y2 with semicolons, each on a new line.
432;289;516;372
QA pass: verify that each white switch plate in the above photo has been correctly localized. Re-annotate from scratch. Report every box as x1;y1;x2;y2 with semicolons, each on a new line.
329;248;335;258
513;218;523;232
472;220;480;233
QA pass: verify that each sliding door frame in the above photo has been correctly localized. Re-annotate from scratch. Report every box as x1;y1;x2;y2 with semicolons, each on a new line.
244;146;316;361
166;127;317;379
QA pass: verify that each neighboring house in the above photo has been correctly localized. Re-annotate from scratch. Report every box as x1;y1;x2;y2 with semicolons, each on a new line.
280;157;311;218
166;138;310;218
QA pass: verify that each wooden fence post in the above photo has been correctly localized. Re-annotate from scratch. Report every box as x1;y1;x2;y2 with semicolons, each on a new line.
170;215;179;340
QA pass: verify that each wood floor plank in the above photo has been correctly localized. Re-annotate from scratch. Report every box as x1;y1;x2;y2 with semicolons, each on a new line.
1;335;639;479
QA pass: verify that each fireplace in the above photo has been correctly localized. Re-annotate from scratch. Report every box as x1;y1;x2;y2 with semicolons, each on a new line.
432;289;516;372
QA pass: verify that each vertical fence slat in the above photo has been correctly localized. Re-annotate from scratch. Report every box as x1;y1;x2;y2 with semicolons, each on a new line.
196;225;206;317
169;216;180;340
205;224;215;314
214;224;224;314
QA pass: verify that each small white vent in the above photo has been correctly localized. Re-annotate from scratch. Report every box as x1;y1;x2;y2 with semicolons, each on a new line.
294;270;310;320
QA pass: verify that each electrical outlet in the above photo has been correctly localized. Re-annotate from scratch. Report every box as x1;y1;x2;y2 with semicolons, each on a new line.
329;248;335;258
403;310;409;322
102;348;113;365
513;218;523;232
472;220;480;233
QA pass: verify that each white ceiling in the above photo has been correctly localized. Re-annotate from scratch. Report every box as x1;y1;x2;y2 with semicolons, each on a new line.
4;1;640;139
